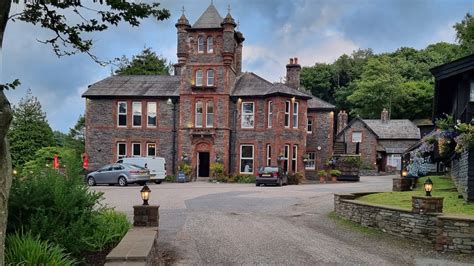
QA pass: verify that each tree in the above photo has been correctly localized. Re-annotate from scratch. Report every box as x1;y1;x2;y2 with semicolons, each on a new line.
115;47;171;75
454;13;474;55
300;63;335;103
8;90;55;168
347;56;404;118
65;115;85;155
0;1;170;263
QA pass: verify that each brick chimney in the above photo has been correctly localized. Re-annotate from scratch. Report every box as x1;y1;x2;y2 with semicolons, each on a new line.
286;57;301;90
381;108;389;123
337;110;348;134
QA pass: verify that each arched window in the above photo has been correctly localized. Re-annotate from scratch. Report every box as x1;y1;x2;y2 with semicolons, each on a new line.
195;101;203;127
206;101;214;128
207;70;214;86
207;36;214;53
195;70;203;86
197;36;205;53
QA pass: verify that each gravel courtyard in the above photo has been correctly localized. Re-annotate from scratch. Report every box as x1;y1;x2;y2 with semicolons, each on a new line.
93;176;474;265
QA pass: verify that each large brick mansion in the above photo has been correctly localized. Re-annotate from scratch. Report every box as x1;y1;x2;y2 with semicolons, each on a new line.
82;3;335;179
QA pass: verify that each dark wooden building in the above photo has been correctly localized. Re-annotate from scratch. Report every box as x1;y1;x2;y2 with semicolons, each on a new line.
430;54;474;202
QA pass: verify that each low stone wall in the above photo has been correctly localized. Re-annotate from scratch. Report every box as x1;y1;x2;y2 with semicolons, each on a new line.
437;215;474;254
105;227;161;265
334;193;474;253
451;148;474;202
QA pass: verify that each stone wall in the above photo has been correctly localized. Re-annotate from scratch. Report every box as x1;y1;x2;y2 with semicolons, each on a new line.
335;120;377;167
437;215;474;253
451;148;474;202
334;193;474;253
306;110;334;180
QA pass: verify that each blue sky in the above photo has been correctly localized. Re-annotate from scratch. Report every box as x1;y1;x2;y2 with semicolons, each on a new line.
2;0;473;132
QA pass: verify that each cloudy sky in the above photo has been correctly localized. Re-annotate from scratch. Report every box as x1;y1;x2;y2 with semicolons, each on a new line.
2;0;473;132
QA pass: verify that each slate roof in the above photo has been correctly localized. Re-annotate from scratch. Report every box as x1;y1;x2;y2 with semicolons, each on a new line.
362;119;420;139
82;75;180;98
192;4;223;29
231;72;311;99
307;96;335;110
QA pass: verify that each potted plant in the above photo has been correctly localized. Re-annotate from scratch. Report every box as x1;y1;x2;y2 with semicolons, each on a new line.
329;169;341;182
317;170;327;183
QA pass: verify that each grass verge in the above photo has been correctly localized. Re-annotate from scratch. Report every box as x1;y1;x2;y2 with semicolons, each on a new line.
357;176;474;216
327;212;382;236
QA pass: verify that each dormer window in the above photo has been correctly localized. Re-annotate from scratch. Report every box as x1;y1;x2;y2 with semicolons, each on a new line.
207;36;214;53
207;70;214;86
196;70;203;86
198;36;205;53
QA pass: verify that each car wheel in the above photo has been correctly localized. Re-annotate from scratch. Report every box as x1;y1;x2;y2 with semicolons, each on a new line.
87;176;96;186
278;178;283;187
118;176;128;187
154;180;162;184
255;183;259;186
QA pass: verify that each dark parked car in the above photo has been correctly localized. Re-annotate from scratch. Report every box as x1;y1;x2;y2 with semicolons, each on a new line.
86;163;150;186
256;166;288;186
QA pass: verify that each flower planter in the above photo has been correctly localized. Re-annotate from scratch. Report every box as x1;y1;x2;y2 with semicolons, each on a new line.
319;176;326;183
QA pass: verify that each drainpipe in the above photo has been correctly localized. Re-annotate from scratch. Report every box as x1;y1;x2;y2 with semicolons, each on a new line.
229;98;237;175
172;99;177;176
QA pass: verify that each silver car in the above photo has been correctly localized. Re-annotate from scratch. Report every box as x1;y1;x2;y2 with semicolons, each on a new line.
86;163;150;186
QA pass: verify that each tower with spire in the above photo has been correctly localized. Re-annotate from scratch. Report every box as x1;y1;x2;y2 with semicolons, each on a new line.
175;3;245;177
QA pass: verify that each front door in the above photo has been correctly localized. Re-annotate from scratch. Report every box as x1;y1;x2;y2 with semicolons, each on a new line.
198;152;210;177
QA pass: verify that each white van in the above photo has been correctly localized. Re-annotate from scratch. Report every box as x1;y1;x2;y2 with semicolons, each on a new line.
117;157;166;184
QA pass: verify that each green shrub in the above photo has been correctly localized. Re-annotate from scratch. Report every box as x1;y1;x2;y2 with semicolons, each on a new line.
233;174;256;183
178;162;192;176
165;175;176;183
317;170;327;177
6;232;76;265
329;170;341;176
8;168;104;256
288;172;304;185
210;162;225;180
22;146;79;177
83;210;131;252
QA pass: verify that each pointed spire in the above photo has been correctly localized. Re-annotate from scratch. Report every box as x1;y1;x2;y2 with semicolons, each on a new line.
221;4;236;27
192;3;224;28
175;6;190;28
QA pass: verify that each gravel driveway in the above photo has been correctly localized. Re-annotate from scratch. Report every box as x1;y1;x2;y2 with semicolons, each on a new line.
93;175;473;265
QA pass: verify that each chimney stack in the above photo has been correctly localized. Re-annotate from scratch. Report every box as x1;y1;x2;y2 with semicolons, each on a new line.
337;110;348;134
381;108;389;123
286;57;301;90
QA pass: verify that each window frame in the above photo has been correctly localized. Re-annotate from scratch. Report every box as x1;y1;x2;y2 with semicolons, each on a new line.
132;143;141;157
291;145;298;172
117;142;127;160
195;101;203;128
284;101;290;128
132;101;142;127
267;144;272;166
352;131;362;143
207;36;214;53
117;101;127;127
241;102;255;129
240;145;254;174
305;152;315;170
307;117;313;133
197;36;205;53
147;143;156;157
283;145;289;173
470;81;474;102
267;101;273;128
206;100;214;128
147;102;157;128
195;70;203;86
207;69;214;86
292;101;299;129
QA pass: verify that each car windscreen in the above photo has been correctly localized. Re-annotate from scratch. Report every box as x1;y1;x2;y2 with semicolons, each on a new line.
123;163;146;170
258;167;279;173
